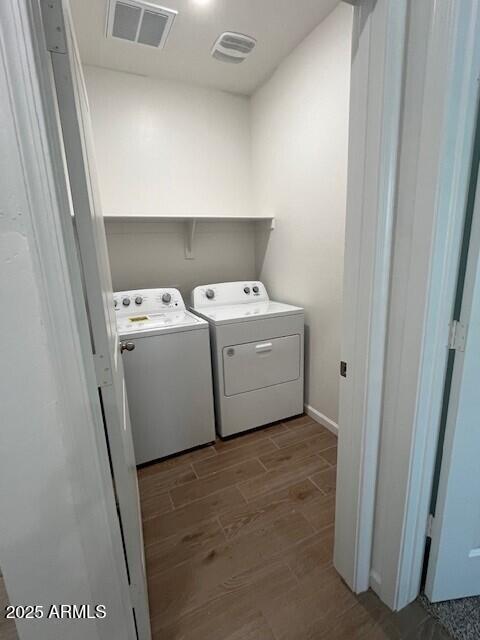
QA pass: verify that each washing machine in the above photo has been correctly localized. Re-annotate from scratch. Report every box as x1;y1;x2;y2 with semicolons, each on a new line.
114;288;215;464
190;281;304;437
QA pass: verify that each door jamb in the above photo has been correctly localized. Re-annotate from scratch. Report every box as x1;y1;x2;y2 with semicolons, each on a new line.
9;0;478;618
371;1;480;610
0;0;137;637
335;0;408;593
337;0;480;608
396;5;480;607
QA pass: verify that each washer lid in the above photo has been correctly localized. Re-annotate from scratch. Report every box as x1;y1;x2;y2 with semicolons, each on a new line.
191;301;304;326
117;310;206;338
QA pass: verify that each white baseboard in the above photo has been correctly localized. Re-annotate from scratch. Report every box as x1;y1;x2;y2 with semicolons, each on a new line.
369;570;382;594
304;404;339;436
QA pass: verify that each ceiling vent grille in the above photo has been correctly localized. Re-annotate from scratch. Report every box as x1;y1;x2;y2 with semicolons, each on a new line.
211;32;256;64
107;0;177;49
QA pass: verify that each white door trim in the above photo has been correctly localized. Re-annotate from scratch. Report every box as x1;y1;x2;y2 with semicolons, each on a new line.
397;4;480;608
371;0;480;610
39;1;151;633
0;1;136;637
334;0;408;593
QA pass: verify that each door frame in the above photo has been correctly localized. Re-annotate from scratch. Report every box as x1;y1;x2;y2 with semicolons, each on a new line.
39;1;151;634
0;0;137;638
335;0;408;594
366;0;480;610
336;0;480;608
4;0;478;626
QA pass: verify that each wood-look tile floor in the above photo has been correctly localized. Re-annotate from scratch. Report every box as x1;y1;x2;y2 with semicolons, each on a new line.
138;415;449;640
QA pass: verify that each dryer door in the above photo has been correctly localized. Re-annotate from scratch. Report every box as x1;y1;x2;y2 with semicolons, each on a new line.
223;334;301;396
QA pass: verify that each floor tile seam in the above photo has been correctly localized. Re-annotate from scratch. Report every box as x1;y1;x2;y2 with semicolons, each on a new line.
240;463;333;502
256;456;269;472
139;464;200;496
170;457;268;502
145;539;228;579
316;452;336;468
272;431;332;450
279;521;334;559
281;418;316;431
216;506;315;554
308;475;329;495
140;501;175;524
213;431;275;454
143;514;222;551
270;435;282;450
219;482;325;536
193;448;271;479
169;474;258;509
259;447;326;472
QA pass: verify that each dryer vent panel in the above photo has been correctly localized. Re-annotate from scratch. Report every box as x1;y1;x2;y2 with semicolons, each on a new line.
211;32;256;64
107;0;177;49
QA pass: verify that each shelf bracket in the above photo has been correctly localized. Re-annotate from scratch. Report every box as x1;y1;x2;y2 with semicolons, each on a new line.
185;219;197;259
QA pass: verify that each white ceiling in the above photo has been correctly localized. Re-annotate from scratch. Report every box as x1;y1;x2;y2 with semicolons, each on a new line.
70;0;340;95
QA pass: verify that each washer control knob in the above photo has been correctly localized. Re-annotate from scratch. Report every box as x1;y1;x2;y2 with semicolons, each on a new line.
252;285;260;294
135;296;143;305
122;297;131;307
162;293;172;304
244;286;251;294
205;289;215;300
114;299;118;308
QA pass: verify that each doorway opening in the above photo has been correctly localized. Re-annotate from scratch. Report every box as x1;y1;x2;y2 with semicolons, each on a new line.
25;0;460;637
67;1;356;634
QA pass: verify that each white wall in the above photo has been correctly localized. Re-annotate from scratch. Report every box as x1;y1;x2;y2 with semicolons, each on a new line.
85;66;255;298
84;66;253;217
85;6;352;423
251;3;353;426
105;220;257;297
0;3;136;635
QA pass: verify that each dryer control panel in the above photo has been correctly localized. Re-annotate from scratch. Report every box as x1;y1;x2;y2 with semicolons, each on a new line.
114;288;185;317
191;281;269;308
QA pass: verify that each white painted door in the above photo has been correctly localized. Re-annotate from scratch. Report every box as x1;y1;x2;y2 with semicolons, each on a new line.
41;1;151;636
425;158;480;602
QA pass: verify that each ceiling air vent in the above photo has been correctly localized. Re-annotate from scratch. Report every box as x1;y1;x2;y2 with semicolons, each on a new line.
107;0;177;49
211;32;256;64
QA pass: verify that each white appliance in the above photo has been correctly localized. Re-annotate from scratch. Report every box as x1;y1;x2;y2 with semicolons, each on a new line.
114;288;215;464
191;281;304;437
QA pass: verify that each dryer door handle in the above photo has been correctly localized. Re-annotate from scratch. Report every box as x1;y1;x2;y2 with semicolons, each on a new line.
255;342;273;353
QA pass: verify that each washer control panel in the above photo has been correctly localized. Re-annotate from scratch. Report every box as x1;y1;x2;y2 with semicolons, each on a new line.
114;288;185;317
191;282;269;308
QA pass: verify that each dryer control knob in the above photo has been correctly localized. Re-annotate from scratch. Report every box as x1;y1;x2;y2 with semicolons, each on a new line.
135;296;143;305
162;293;172;304
205;289;215;300
244;286;251;294
252;285;259;293
122;297;131;307
114;299;118;308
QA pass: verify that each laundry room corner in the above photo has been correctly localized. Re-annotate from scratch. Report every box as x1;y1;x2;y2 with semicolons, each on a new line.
104;218;258;299
82;2;353;435
251;3;353;432
83;62;259;301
